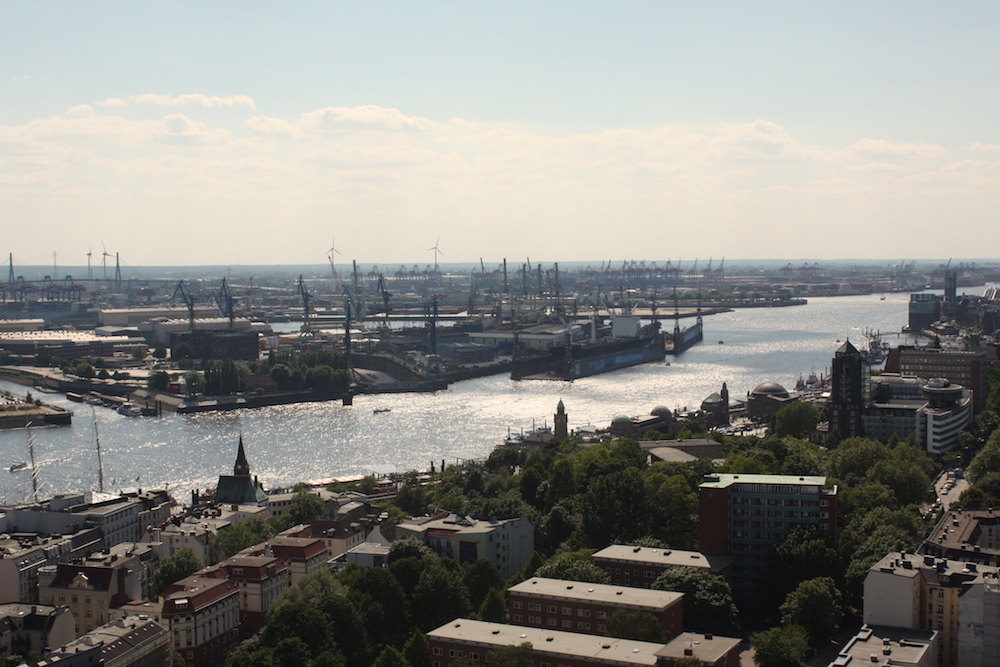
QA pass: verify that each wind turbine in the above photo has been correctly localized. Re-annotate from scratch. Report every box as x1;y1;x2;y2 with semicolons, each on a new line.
101;241;113;280
327;236;343;293
86;246;93;280
428;237;444;272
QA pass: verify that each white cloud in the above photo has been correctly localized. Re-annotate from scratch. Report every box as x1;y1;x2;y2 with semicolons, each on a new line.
96;94;256;109
244;115;300;136
848;138;947;159
3;101;999;263
300;105;440;131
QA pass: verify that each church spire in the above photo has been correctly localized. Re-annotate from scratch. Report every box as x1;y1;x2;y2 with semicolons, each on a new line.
234;434;250;477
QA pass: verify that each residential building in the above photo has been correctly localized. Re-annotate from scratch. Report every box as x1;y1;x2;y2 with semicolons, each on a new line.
38;557;143;637
160;575;240;667
863;552;1000;667
921;509;1000;565
344;542;391;569
592;545;733;589
827;625;937;667
396;511;534;578
0;527;103;603
36;615;170;667
264;536;330;585
201;555;289;639
427;619;665;667
507;577;683;638
654;632;741;667
0;604;75;662
699;473;837;610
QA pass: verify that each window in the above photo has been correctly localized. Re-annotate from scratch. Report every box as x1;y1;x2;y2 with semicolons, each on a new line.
432;647;443;656
596;611;606;619
547;618;556;627
578;621;586;629
577;609;585;617
513;601;523;609
513;614;522;622
547;605;556;613
470;653;480;662
449;649;457;658
562;607;571;615
562;620;571;628
597;624;606;632
584;610;591;617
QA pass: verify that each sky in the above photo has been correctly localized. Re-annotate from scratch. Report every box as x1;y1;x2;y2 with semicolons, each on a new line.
2;2;999;268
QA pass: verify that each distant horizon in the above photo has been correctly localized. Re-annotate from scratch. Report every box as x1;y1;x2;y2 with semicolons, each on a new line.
2;257;995;282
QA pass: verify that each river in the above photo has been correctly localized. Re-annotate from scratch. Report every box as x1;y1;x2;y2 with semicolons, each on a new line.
0;290;973;505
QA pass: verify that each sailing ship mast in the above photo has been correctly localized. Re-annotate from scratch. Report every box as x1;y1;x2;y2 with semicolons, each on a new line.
92;407;105;493
27;421;39;503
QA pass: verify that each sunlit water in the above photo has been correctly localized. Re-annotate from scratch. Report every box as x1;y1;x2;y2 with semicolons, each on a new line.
0;290;974;504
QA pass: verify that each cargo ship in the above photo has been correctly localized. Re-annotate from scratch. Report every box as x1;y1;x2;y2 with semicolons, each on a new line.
511;314;666;381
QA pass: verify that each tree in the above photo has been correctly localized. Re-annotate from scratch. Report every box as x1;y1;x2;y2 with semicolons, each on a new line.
403;629;429;667
765;527;841;611
211;516;276;561
410;563;471;631
463;558;506;611
147;370;170;391
486;643;532;667
372;646;410;667
388;536;433;564
132;345;149;360
673;659;703;667
75;361;95;378
477;587;508;623
770;402;819;439
184;370;205;395
152;548;203;598
605;609;668;643
534;554;611;584
172;341;194;361
652;567;739;635
274;487;326;530
750;625;810;667
152;346;168;360
779;577;843;646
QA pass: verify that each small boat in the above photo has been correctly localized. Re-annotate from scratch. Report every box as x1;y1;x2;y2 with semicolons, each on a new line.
718;340;724;344
9;462;28;472
373;408;391;414
880;296;887;301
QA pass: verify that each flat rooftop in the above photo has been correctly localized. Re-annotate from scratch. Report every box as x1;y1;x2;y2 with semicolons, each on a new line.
428;619;663;666
699;473;828;489
592;545;733;573
655;632;741;664
508;578;682;611
828;625;937;667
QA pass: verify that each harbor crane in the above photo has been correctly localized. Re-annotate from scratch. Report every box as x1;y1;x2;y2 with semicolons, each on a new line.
214;277;236;328
297;275;312;334
171;280;197;331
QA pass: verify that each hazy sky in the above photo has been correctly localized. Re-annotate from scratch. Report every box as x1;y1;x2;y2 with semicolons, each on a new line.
2;2;998;267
